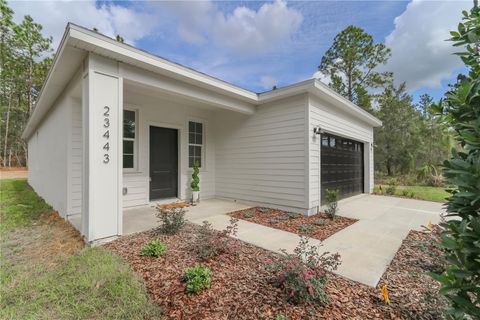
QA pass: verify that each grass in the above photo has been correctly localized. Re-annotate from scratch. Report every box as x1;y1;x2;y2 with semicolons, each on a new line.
374;184;450;203
0;179;162;319
0;179;52;234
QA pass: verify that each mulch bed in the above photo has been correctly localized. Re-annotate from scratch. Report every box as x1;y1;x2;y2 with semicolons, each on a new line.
228;207;356;241
378;229;449;319
105;224;409;320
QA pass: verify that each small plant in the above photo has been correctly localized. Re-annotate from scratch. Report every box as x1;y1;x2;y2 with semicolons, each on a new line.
268;218;279;225
156;206;185;234
268;237;341;305
409;191;415;198
287;212;302;219
385;178;397;195
141;239;167;257
191;160;200;192
277;215;290;221
191;160;200;202
243;210;256;218
193;218;239;261
324;189;339;219
402;189;409;197
183;265;211;294
313;219;326;226
298;224;314;234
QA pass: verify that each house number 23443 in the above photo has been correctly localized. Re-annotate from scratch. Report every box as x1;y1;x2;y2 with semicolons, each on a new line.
103;106;110;164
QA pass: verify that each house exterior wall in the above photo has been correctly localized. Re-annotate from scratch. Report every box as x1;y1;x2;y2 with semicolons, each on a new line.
68;97;82;218
122;92;216;207
27;90;72;218
214;94;310;213
308;95;374;213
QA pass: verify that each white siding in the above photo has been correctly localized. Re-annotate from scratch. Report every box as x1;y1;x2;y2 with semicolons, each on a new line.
215;94;309;213
68;98;82;216
308;95;374;212
27;95;70;217
122;91;216;208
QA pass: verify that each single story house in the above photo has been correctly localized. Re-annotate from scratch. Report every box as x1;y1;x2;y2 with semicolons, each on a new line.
22;23;382;243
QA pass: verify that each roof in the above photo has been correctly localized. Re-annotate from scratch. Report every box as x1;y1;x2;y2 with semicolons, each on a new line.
22;23;381;139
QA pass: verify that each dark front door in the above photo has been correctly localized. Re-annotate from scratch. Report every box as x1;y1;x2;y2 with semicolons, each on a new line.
321;133;364;204
149;126;178;200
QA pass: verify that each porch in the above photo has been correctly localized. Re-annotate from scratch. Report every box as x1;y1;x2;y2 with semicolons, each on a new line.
69;199;250;237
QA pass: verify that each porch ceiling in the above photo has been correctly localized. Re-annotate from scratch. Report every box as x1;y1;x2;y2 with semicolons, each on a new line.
121;65;256;115
124;80;228;113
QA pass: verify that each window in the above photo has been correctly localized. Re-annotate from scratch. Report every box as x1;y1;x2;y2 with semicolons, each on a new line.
123;110;136;169
188;121;203;168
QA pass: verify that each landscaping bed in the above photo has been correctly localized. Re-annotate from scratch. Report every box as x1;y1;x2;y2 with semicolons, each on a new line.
378;228;449;319
228;207;356;240
106;224;404;320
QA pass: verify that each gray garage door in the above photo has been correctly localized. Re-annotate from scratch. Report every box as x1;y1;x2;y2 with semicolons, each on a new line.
321;133;364;204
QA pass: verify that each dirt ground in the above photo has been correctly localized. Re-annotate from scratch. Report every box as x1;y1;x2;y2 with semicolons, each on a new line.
0;167;28;180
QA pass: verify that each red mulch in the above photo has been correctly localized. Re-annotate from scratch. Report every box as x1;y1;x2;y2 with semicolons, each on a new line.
105;224;407;320
378;229;449;319
228;207;356;241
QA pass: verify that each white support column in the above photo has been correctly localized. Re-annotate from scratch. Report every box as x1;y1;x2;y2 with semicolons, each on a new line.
81;53;123;243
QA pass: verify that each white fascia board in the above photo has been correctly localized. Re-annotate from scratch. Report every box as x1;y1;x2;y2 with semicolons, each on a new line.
311;80;382;127
257;79;314;104
22;26;71;140
68;24;258;103
258;79;382;127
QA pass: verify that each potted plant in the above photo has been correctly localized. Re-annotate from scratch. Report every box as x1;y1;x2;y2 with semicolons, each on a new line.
191;160;200;203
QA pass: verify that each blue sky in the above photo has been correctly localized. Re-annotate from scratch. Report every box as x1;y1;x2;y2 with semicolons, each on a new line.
11;0;472;103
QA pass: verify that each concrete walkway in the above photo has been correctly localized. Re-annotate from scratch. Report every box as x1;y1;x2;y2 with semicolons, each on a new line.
186;195;445;287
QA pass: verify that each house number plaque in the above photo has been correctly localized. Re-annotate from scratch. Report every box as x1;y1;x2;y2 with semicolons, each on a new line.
103;105;110;163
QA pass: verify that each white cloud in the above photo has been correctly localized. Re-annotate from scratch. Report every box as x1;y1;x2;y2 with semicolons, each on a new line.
162;0;303;56
10;0;159;48
311;70;331;86
384;0;470;90
260;76;278;89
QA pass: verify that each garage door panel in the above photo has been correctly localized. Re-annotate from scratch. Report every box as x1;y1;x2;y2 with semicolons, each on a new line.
321;134;364;204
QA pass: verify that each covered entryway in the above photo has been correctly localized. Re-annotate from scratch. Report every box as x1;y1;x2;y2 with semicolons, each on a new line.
149;126;178;200
321;133;364;203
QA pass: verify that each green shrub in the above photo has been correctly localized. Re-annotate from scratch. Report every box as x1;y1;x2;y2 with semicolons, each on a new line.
155;206;185;234
190;160;200;192
373;185;382;194
243;210;256;218
429;6;480;319
324;189;339;219
402;189;409;197
193;218;239;261
409;191;415;198
385;178;397;195
298;224;314;234
141;240;166;257
268;237;340;305
183;265;211;294
313;219;326;226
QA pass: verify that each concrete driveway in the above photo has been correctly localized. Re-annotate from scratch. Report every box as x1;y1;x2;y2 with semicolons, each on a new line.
320;194;445;286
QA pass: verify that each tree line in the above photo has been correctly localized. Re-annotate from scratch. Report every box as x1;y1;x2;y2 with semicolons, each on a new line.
318;25;452;181
0;0;52;167
1;0;452;176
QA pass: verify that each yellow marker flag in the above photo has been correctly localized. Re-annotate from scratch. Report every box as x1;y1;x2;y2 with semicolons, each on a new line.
381;284;390;305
